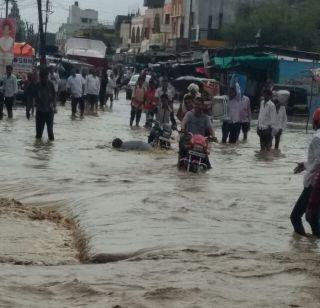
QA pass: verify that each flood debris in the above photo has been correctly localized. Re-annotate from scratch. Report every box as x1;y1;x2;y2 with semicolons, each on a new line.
0;198;89;266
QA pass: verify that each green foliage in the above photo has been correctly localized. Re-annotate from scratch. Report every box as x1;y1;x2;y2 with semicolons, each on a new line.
221;0;320;51
76;25;116;53
8;0;26;42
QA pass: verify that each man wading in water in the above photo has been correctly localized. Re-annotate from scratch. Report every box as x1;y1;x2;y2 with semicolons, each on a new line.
257;89;276;152
291;108;320;237
34;68;56;141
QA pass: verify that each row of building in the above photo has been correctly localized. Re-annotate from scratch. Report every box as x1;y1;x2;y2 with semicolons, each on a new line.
56;0;263;54
115;0;265;53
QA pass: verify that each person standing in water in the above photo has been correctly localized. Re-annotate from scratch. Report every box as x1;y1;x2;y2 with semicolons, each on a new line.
34;68;56;141
290;108;320;237
99;69;108;109
257;89;276;151
66;68;85;118
106;73;116;109
239;95;251;141
85;69;100;112
0;65;18;119
273;98;287;150
48;66;60;110
144;79;157;128
24;72;37;120
221;85;241;144
306;168;320;237
130;76;146;127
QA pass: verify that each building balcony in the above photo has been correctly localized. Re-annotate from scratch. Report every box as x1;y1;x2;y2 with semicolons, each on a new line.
143;0;165;8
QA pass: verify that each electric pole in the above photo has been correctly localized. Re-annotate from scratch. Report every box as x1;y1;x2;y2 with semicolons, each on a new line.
37;0;46;65
44;0;50;37
5;0;9;18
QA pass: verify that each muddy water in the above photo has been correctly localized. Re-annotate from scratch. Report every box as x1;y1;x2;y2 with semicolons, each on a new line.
0;94;319;307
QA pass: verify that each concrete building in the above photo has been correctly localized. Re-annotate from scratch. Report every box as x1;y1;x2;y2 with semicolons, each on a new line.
184;0;265;43
130;15;145;53
56;1;98;51
169;0;190;51
115;15;133;49
119;22;131;49
161;1;172;48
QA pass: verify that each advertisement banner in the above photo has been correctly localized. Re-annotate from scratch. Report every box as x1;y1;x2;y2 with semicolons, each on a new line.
0;18;16;75
13;56;34;74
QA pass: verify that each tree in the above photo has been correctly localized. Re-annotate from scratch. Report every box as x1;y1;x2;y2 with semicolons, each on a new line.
221;0;320;51
8;0;26;42
26;22;38;49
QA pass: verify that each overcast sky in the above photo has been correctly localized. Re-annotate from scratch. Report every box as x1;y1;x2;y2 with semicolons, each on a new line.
5;0;142;32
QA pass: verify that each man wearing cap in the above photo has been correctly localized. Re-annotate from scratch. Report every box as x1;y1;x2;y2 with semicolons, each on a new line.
290;108;320;236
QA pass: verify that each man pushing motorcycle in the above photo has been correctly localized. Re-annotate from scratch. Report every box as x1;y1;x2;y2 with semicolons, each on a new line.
179;98;217;170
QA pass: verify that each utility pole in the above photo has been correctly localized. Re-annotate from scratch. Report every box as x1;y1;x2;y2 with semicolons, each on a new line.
188;0;193;48
44;0;50;38
37;0;46;65
5;0;9;18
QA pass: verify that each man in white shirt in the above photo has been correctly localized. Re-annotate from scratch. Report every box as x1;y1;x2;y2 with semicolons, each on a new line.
85;70;100;112
0;65;18;119
221;84;241;144
66;68;85;118
239;95;252;141
273;98;287;149
257;89;276;151
291;108;320;236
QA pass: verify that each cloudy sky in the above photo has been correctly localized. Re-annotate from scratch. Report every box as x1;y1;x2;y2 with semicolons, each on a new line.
6;0;142;32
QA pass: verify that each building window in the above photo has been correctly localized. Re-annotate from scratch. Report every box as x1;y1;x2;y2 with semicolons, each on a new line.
165;14;170;25
153;14;160;33
89;19;92;24
131;28;136;44
136;27;141;43
190;12;194;27
81;18;88;23
208;15;213;29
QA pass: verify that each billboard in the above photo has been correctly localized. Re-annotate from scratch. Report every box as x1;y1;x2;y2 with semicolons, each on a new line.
13;56;34;73
0;18;16;75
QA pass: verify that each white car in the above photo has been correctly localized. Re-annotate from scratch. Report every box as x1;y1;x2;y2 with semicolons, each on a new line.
126;74;151;100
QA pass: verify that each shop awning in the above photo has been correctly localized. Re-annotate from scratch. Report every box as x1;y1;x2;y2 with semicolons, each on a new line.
212;54;277;70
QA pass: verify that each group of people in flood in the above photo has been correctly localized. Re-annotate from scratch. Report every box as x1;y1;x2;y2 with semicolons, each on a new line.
0;64;319;238
66;68;120;118
0;65;124;140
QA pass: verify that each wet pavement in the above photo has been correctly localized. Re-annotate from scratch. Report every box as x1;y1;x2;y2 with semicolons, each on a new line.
0;93;319;307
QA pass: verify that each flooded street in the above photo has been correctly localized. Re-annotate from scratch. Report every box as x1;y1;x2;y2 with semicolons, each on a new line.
0;93;320;307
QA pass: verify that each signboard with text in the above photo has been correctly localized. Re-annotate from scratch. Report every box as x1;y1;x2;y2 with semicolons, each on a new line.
13;56;34;74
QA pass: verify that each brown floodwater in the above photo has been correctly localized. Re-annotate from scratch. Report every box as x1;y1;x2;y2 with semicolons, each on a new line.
0;93;319;307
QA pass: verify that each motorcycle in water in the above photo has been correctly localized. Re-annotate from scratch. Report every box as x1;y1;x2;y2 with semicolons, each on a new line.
148;121;173;149
179;133;211;173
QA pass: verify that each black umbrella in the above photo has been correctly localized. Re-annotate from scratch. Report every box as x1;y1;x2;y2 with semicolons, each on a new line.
172;76;204;92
